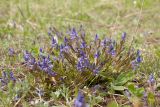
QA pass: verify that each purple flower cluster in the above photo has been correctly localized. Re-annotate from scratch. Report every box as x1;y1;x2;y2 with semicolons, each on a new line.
51;37;58;48
108;44;116;56
0;71;16;88
148;73;155;86
132;49;142;70
74;91;87;107
23;51;37;69
94;51;100;59
38;53;56;77
52;27;141;74
69;28;78;39
77;51;90;72
136;50;142;63
23;27;142;79
23;49;56;77
8;48;15;56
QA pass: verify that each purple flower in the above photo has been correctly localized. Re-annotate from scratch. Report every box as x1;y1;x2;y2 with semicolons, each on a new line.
59;44;65;58
42;58;49;67
10;71;16;81
0;72;8;86
136;56;142;63
0;71;16;88
143;91;148;98
23;51;31;61
47;69;56;77
136;50;142;63
23;51;37;69
48;31;51;36
121;32;126;41
95;34;99;41
60;44;64;51
9;48;15;56
2;71;7;78
94;51;100;58
101;38;108;47
131;50;142;70
51;37;57;47
48;27;52;36
142;91;148;107
108;44;116;56
77;61;82;71
74;91;86;107
39;48;43;53
70;28;78;39
93;68;100;74
137;49;140;56
77;58;88;71
30;57;36;65
79;50;85;57
64;37;68;45
38;56;56;77
131;60;139;70
80;41;87;49
60;44;70;53
148;73;155;85
108;44;114;52
77;52;90;72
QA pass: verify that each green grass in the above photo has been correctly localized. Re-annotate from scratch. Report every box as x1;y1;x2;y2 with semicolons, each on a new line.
0;0;160;106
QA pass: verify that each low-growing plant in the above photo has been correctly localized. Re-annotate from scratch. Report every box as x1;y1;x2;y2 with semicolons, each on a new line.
22;26;142;89
1;26;148;106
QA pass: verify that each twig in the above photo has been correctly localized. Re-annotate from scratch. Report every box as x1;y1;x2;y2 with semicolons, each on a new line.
13;96;23;107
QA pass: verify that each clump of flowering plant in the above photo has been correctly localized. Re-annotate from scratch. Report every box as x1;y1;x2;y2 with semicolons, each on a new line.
0;71;16;89
23;26;142;87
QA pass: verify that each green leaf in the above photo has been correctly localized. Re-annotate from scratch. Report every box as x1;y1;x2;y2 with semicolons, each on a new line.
148;92;155;106
136;88;144;97
114;72;135;86
128;84;135;92
107;101;119;107
111;84;126;91
128;84;144;97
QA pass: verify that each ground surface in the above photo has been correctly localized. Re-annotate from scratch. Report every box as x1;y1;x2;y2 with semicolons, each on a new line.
0;0;160;107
